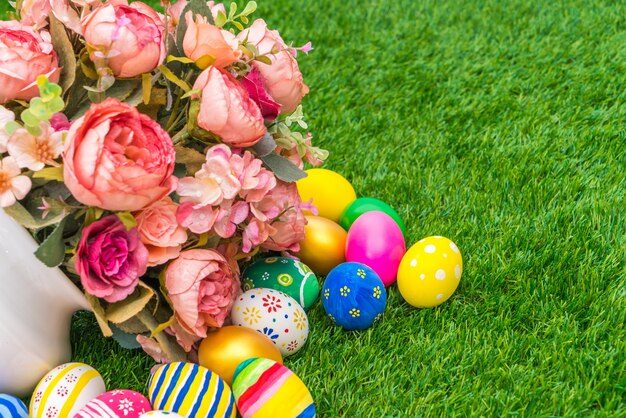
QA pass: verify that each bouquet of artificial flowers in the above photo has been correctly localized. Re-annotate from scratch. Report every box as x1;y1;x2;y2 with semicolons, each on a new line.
0;0;327;361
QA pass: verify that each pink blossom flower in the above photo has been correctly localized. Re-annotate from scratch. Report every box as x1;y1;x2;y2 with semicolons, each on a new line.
135;197;188;267
206;1;225;20
164;0;187;31
0;106;15;153
176;201;219;235
0;156;32;208
177;144;241;207
75;215;149;303
213;199;249;238
165;249;240;337
260;181;308;252
7;124;63;171
231;150;276;202
242;217;276;253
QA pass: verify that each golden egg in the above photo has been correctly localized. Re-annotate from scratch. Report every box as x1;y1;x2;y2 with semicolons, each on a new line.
297;168;357;222
198;326;283;386
296;216;347;276
397;236;463;308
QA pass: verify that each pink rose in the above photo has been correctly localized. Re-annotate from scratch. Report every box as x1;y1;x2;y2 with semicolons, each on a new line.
183;11;241;69
136;197;188;267
63;98;176;211
165;249;240;337
81;0;166;78
192;66;266;147
240;67;281;120
19;0;51;29
238;19;308;114
0;21;60;104
76;215;149;303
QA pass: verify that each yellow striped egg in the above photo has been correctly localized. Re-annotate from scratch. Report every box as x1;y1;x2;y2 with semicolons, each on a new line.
30;362;106;418
148;362;236;418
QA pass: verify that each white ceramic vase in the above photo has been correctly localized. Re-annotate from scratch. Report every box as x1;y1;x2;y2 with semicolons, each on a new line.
0;208;91;397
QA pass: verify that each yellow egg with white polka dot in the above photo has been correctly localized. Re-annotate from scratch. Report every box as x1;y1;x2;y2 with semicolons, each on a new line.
397;236;463;308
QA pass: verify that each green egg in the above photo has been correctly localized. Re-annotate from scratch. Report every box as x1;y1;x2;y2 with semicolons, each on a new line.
242;257;320;310
339;197;406;235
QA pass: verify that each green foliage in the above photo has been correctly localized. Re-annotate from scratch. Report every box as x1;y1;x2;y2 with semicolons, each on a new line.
20;76;65;132
71;0;626;416
215;1;257;30
34;217;67;267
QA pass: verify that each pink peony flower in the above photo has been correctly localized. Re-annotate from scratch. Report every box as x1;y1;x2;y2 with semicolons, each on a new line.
238;19;309;114
75;215;149;303
0;21;61;104
81;0;166;78
63;98;176;211
50;0;82;34
19;0;51;30
240;67;281;121
165;249;240;337
0;156;32;208
135;197;188;267
7;124;64;171
183;11;241;69
0;106;15;153
192;66;266;147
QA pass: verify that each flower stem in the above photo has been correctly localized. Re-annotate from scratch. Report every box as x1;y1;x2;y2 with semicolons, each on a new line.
136;309;187;362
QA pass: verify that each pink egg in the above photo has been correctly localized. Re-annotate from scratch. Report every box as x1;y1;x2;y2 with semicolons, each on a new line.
75;389;152;418
345;211;406;286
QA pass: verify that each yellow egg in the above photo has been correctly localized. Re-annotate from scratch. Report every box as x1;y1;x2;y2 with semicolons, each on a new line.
296;216;346;276
397;236;463;308
297;169;357;222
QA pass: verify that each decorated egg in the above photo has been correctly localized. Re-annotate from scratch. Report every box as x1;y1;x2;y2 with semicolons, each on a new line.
75;389;151;417
30;362;105;418
148;362;235;418
322;262;387;330
140;412;185;417
296;215;347;275
199;326;283;386
340;197;406;235
242;257;319;310
397;236;463;308
231;288;309;356
0;394;28;417
232;358;315;418
345;211;406;286
296;168;356;222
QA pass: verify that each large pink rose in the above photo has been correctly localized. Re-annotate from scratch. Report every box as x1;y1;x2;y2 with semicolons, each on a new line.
135;197;188;267
183;11;241;69
0;21;60;104
81;0;166;78
63;98;177;211
76;215;149;303
238;19;308;114
165;249;240;338
193;66;266;147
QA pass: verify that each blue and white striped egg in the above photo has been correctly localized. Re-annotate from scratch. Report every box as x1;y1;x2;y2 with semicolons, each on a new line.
147;362;236;418
29;362;106;418
0;394;28;417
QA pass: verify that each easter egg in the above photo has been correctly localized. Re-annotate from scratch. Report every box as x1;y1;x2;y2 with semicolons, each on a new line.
0;394;28;417
340;197;406;235
148;362;235;418
232;358;315;418
140;412;185;417
296;168;356;222
30;362;106;418
75;390;151;417
321;262;387;330
397;236;463;308
296;215;346;276
345;211;406;286
242;257;319;310
231;289;309;356
198;326;283;386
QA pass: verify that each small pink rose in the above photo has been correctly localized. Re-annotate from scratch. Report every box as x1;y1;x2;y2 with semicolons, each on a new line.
183;11;241;69
76;215;149;303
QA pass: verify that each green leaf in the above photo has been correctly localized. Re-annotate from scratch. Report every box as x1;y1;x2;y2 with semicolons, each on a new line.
116;211;137;230
4;120;21;136
110;324;142;349
106;281;155;324
240;1;257;16
3;200;67;229
215;10;227;27
104;79;142;103
49;15;76;93
34;217;67;267
32;166;64;182
229;1;238;18
255;55;272;65
261;153;308;182
252;132;277;157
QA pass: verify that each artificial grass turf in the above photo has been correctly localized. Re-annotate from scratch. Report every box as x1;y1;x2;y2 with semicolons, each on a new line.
3;0;625;415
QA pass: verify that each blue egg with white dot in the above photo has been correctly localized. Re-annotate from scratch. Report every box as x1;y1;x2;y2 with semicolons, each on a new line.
321;262;387;330
0;394;28;417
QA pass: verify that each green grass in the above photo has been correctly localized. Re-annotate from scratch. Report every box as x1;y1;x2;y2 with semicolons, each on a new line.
4;0;626;415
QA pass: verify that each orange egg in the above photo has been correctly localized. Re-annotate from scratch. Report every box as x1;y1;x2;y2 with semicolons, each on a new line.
296;216;347;276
